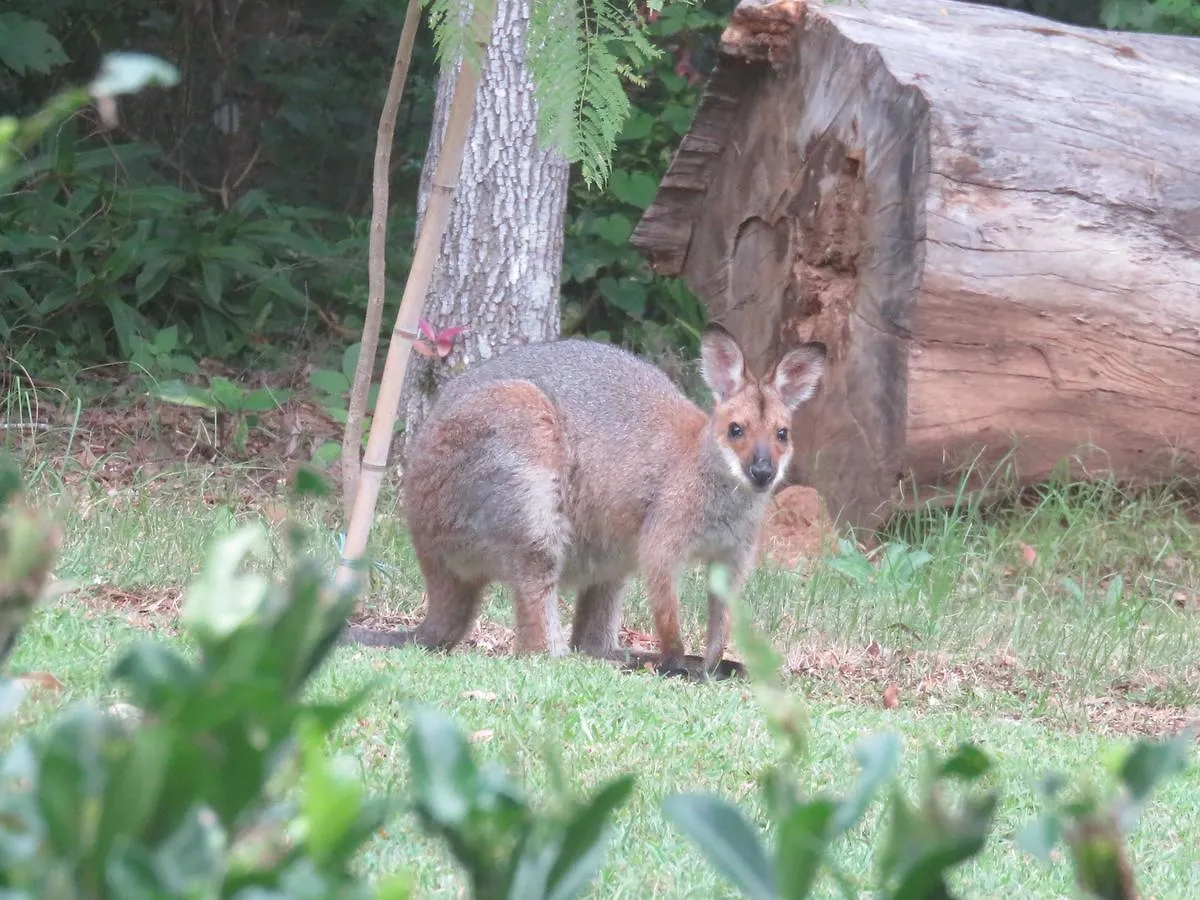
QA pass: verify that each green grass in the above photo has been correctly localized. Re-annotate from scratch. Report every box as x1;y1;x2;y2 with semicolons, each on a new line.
6;462;1200;896
10;608;1200;898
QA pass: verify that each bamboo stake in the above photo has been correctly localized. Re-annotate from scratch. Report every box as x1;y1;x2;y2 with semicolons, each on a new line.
341;0;424;521
335;8;494;592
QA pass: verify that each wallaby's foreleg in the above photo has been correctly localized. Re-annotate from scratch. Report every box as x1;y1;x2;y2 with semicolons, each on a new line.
571;580;626;659
639;531;688;673
701;561;751;675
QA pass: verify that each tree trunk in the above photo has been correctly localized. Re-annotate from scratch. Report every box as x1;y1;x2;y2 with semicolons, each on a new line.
632;0;1200;532
397;0;569;463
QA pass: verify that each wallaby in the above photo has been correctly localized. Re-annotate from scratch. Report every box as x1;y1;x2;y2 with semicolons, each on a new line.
343;324;826;676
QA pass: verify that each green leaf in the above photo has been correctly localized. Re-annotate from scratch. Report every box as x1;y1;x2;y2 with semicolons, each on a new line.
105;838;169;897
342;343;363;382
0;13;68;75
300;719;365;867
240;388;288;413
135;256;174;305
609;170;659;210
1016;814;1062;864
310;369;350;396
662;793;776;900
181;525;271;642
598;277;647;319
207;376;244;410
774;799;836;899
1119;733;1190;807
617;111;654;142
102;231;146;283
153;380;216;410
310;441;341;468
938;744;993;781
292;465;331;499
35;706;119;859
97;725;169;850
507;838;561;900
105;297;144;358
544;775;635;900
111;641;197;712
826;541;875;587
589;213;633;247
881;785;999;900
200;260;225;307
406;707;477;829
664;102;694;136
1065;819;1132;900
832;732;899;836
153;325;179;354
153;804;225;892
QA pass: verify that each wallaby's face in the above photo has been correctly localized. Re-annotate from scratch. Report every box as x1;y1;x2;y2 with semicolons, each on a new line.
699;325;827;493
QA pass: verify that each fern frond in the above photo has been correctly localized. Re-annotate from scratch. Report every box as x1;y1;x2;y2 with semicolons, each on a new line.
421;0;496;78
528;0;673;188
528;0;585;156
423;0;686;188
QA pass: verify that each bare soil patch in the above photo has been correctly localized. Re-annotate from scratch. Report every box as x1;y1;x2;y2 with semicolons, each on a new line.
758;485;837;570
783;638;1200;741
70;583;186;635
10;363;344;492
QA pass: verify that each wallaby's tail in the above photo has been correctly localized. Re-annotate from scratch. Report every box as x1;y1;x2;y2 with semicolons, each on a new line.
336;624;416;648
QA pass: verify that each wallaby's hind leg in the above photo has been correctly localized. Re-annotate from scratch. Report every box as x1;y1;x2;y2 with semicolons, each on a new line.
410;560;487;650
509;563;568;656
571;581;626;659
404;378;571;658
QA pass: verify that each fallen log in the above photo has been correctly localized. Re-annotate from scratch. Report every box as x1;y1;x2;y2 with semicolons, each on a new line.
632;0;1200;531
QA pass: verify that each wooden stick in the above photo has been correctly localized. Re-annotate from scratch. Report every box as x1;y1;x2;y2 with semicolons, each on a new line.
341;0;424;521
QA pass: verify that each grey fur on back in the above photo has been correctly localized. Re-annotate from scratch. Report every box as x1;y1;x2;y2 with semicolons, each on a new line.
424;338;698;440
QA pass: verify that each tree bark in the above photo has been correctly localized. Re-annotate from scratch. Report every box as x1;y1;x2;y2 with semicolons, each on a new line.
632;0;1200;531
397;0;569;463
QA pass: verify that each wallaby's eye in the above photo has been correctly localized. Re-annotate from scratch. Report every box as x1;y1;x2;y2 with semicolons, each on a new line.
776;427;789;443
727;422;744;439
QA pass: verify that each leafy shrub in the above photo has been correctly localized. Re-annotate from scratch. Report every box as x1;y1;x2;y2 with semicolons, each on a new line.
0;10;394;368
0;158;368;364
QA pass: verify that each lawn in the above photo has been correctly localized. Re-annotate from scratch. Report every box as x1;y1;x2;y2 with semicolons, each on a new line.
5;425;1200;897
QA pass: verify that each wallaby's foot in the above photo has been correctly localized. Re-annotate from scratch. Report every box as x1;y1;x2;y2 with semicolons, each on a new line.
620;651;746;682
656;661;693;679
337;624;417;649
707;657;748;681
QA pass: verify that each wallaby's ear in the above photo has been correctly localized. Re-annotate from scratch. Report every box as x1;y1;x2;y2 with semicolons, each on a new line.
700;324;748;401
772;342;826;409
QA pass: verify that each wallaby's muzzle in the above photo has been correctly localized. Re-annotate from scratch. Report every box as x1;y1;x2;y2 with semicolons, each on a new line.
747;452;775;491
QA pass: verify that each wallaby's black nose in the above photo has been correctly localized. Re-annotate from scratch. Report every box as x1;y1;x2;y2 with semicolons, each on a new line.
748;459;774;489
